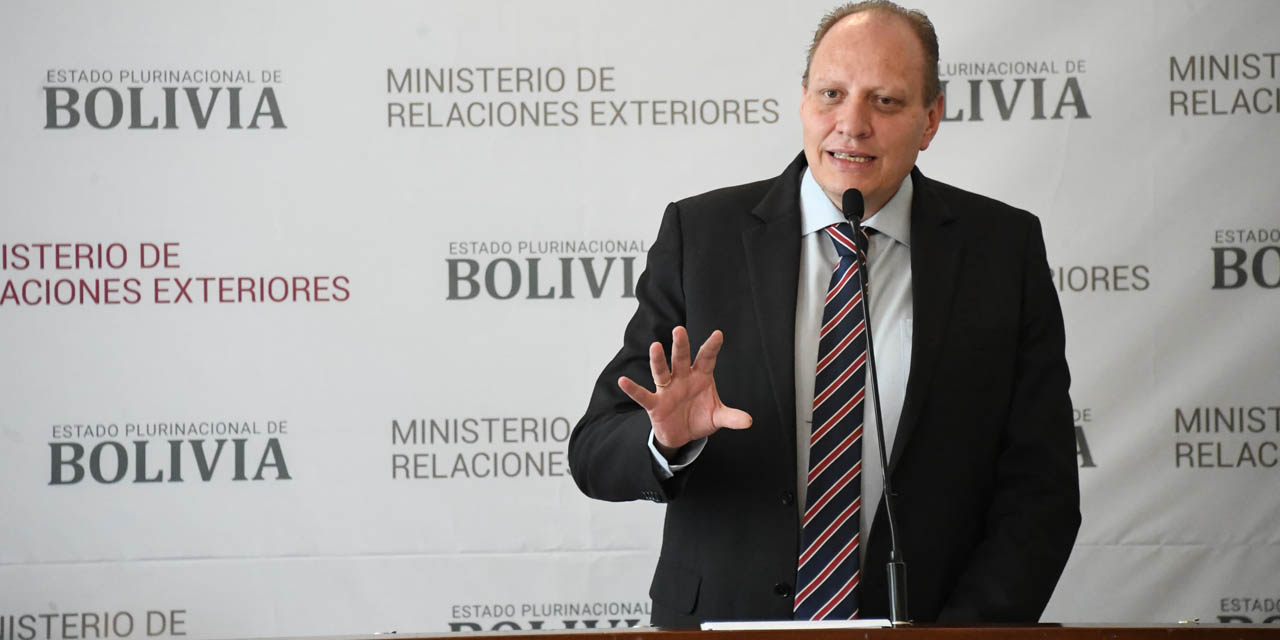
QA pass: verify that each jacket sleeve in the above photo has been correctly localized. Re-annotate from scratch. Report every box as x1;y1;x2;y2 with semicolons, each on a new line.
568;202;692;503
937;217;1081;622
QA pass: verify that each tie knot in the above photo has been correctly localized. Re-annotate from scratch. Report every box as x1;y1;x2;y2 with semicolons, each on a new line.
824;222;859;258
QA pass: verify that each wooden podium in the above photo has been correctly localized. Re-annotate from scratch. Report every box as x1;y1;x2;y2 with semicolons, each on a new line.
370;626;1277;640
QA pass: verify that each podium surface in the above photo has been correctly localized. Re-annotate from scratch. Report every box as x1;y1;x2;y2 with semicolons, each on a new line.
298;626;1278;640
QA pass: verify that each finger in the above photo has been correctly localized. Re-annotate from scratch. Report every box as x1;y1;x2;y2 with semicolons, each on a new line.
713;406;753;430
670;325;692;375
618;376;658;411
648;341;672;388
692;329;725;374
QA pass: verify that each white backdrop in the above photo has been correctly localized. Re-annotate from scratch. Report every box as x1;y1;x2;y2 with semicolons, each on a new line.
2;1;1278;637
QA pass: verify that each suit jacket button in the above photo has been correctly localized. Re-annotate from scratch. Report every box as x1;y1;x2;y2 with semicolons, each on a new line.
781;491;795;506
774;582;792;598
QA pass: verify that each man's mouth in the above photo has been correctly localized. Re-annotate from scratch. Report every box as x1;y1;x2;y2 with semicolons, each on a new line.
831;151;874;164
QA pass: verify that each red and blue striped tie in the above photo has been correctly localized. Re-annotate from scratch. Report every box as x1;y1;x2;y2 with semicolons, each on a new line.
794;222;866;620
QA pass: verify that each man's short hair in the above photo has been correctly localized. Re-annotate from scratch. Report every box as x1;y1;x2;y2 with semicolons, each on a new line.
802;0;942;104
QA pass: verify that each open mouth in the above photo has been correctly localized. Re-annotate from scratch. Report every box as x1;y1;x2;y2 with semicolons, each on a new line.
830;151;874;164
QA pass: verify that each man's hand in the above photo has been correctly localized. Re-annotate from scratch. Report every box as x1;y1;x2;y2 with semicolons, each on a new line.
617;326;753;459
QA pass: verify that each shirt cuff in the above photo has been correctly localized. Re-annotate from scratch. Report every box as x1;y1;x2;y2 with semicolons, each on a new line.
648;429;707;480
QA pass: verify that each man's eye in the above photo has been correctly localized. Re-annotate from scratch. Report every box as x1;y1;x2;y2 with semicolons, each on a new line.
823;89;839;99
877;96;897;106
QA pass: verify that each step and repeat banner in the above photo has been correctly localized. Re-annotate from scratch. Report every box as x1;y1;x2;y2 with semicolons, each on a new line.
2;0;1277;637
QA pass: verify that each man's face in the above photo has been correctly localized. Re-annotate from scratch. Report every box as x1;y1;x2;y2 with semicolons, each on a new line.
801;11;944;217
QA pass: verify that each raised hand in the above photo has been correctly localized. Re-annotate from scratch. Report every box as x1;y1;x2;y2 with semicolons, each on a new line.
617;326;752;458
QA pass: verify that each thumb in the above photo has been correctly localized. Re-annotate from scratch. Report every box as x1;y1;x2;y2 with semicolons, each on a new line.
713;406;753;430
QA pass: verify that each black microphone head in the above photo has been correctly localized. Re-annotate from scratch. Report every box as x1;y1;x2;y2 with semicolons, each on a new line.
842;188;867;253
841;188;864;224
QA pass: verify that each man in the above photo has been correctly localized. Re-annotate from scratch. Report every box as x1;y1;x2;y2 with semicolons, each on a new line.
569;1;1079;627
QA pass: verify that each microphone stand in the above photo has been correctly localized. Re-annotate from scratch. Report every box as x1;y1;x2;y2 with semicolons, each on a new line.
844;189;909;626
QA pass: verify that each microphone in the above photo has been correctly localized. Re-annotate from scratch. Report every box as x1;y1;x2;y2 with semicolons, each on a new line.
841;188;910;625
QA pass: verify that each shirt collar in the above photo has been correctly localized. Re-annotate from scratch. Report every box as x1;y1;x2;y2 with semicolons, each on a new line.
799;168;913;248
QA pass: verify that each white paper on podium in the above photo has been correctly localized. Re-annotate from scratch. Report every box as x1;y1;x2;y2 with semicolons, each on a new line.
701;619;893;631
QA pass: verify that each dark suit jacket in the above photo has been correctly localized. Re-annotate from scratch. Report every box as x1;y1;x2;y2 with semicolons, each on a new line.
568;153;1080;627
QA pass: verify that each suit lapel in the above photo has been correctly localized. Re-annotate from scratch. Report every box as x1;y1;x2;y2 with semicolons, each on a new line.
742;154;805;456
890;168;963;472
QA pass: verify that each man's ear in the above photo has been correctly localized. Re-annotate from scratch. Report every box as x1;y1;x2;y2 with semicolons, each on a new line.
920;93;944;151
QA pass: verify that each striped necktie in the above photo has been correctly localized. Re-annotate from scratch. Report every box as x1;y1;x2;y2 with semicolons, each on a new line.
794;221;866;620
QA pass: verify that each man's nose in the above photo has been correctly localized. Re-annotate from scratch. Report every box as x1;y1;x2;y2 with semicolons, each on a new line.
835;98;872;139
